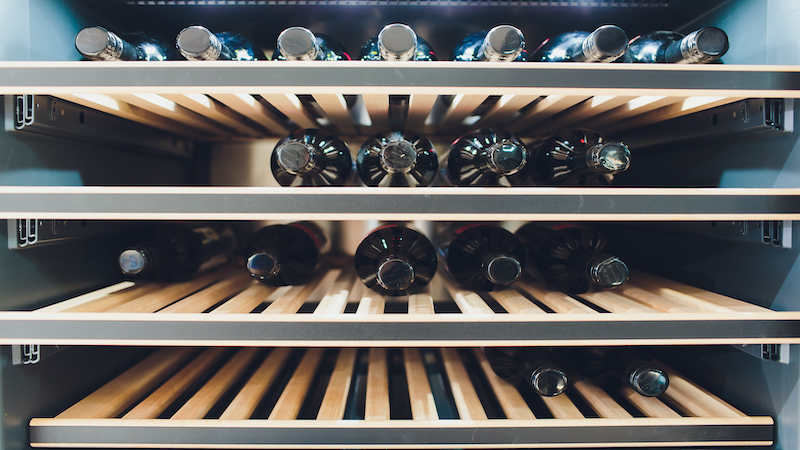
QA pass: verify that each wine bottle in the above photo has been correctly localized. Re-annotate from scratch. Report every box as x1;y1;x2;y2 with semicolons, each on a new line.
176;25;266;61
515;223;629;294
243;222;328;286
483;347;568;396
356;130;438;187
119;223;237;281
354;224;437;296
566;347;669;397
529;25;628;62
623;27;729;64
359;23;437;61
445;129;530;186
75;26;176;61
437;224;526;291
274;26;351;61
529;129;631;186
271;129;354;186
451;25;526;62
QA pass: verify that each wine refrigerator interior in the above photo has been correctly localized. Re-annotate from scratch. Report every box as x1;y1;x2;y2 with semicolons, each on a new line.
1;0;800;449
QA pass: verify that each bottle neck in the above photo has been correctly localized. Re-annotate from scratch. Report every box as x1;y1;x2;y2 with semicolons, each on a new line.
574;25;628;63
246;252;281;280
486;140;527;175
278;27;321;61
478;25;525;62
119;247;156;275
529;364;568;396
378;24;418;61
482;254;523;286
574;252;630;288
380;140;417;174
75;27;140;61
665;27;729;64
276;141;318;174
177;26;230;61
376;257;416;291
584;141;631;174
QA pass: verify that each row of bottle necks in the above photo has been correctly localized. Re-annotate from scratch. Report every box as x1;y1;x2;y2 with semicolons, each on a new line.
77;23;729;64
119;221;627;297
270;128;630;187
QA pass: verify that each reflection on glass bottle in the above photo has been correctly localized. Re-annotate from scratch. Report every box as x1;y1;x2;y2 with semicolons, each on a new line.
271;129;354;186
274;27;351;61
515;223;629;294
75;26;177;61
243;222;328;286
529;129;631;186
451;25;526;62
119;223;237;281
566;347;669;397
176;25;266;61
357;130;438;187
437;224;526;291
483;347;568;396
354;224;437;296
445;129;530;186
623;27;729;64
359;23;437;61
529;25;628;62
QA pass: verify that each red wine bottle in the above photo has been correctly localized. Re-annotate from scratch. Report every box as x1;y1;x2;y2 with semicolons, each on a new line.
530;25;628;63
176;25;266;61
623;27;729;64
451;25;526;62
243;222;328;286
437;224;526;291
271;129;354;186
445;129;530;186
354;224;437;296
483;347;568;396
275;27;351;61
529;129;631;186
75;27;177;61
566;347;669;397
119;223;236;281
359;23;437;61
357;130;438;187
515;223;629;294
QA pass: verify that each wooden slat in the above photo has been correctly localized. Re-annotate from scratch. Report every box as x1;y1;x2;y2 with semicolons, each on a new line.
406;94;437;131
632;271;769;313
440;348;487;420
507;95;589;133
619;385;681;419
572;379;633;418
472;94;539;128
269;349;325;420
317;348;358;420
110;93;232;137
365;348;390;421
438;94;489;130
36;282;135;313
408;293;435;314
210;283;276;314
356;291;385;315
535;95;638;136
516;279;597;314
577;290;661;314
123;348;228;419
608;96;744;133
615;285;701;314
362;94;390;131
57;348;193;419
159;272;255;314
444;280;495;315
540;394;584;419
63;284;164;313
659;365;745;419
581;95;685;130
472;348;536;420
312;94;357;135
259;93;318;129
220;348;293;420
263;269;340;314
162;93;266;137
210;93;290;135
172;348;260;420
403;348;438;420
488;289;547;314
314;271;356;315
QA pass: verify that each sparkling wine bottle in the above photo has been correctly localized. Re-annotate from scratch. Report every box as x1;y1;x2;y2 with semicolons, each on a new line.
529;129;631;186
451;25;526;62
119;223;236;281
359;23;437;61
271;129;354;186
176;25;266;61
354;224;437;296
483;347;568;396
623;27;729;64
445;129;530;186
243;222;328;286
75;26;177;61
274;27;351;61
566;347;669;397
529;25;628;62
437;224;526;291
356;130;438;187
515;223;629;294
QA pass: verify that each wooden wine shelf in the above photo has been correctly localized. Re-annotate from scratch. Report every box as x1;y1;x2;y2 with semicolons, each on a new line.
1;187;799;220
29;346;773;448
2;265;799;346
3;62;798;139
